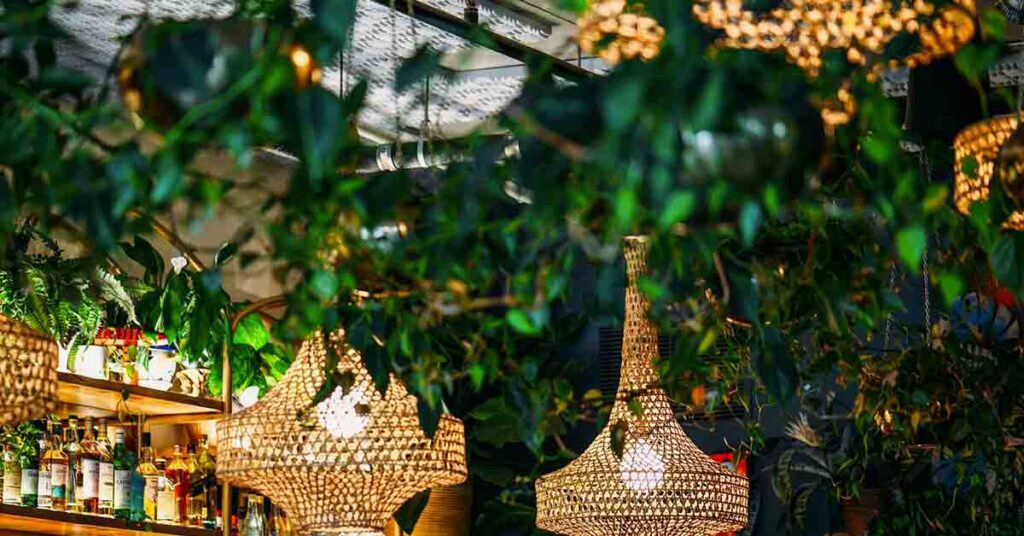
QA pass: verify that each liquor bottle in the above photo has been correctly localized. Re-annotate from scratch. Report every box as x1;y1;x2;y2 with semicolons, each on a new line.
37;420;53;509
156;459;177;524
64;416;83;512
240;494;266;536
112;431;132;519
166;445;190;523
2;444;22;505
129;447;145;522
138;433;159;520
79;416;100;513
44;422;68;510
184;444;201;526
97;419;114;515
196;435;218;528
19;421;42;507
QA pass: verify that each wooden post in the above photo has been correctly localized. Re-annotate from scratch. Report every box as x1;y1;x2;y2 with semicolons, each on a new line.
220;340;231;535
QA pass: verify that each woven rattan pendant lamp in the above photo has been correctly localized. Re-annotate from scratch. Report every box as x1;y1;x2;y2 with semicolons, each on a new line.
217;328;467;536
535;237;749;536
0;314;59;425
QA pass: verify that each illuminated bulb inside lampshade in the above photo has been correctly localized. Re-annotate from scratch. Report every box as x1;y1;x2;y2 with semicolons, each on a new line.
238;385;261;408
316;383;372;439
618;438;666;492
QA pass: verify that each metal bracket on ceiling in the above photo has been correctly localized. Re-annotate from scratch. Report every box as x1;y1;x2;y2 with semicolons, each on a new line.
365;0;593;83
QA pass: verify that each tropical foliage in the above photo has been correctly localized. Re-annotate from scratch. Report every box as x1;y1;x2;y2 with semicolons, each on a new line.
2;0;1024;533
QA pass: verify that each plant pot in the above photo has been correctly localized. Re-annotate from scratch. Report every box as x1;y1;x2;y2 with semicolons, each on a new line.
384;481;473;536
138;346;177;391
841;488;881;536
61;344;108;379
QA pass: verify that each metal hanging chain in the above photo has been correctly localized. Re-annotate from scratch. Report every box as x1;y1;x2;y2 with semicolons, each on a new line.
918;150;935;333
882;264;898;353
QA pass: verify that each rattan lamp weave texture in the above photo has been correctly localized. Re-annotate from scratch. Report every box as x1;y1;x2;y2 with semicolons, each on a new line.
0;314;59;425
953;114;1024;230
535;237;749;536
216;329;467;536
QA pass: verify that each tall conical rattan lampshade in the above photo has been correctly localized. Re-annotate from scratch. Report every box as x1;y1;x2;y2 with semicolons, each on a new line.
216;329;467;536
535;237;749;536
0;313;59;425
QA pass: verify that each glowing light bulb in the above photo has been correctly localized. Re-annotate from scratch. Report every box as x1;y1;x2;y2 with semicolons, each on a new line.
618;438;666;492
316;384;372;439
238;385;261;408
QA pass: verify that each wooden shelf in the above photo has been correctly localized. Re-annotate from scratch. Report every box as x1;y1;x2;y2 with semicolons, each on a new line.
57;372;224;418
0;504;218;536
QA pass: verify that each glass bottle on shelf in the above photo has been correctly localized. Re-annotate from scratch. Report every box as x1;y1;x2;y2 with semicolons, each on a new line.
37;420;53;509
156;459;177;524
112;431;132;519
129;446;144;522
241;494;266;536
97;418;114;515
138;433;158;520
44;422;67;510
19;421;42;508
196;434;218;528
185;443;201;526
63;416;83;512
79;416;100;513
166;445;190;523
3;444;22;505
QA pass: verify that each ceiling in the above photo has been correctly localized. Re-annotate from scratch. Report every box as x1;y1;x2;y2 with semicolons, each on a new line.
50;0;606;142
48;0;606;301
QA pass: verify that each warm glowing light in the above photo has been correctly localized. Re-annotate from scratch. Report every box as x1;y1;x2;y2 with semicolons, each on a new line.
535;238;749;535
316;384;372;439
217;330;467;535
692;0;976;126
290;46;311;69
619;439;666;492
578;0;664;64
953;115;1024;230
238;385;261;408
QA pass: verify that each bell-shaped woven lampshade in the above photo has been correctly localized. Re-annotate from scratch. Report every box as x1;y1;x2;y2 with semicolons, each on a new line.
535;237;749;536
953;114;1024;230
216;329;467;536
0;314;59;425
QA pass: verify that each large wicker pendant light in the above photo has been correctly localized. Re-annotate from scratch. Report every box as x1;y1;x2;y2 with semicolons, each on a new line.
0;314;59;425
217;329;467;536
535;237;749;536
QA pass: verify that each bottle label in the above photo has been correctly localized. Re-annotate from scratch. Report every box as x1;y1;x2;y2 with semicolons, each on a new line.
113;469;131;509
20;469;38;497
38;470;52;507
99;463;114;503
157;487;176;521
3;468;22;504
82;459;99;499
50;463;67;489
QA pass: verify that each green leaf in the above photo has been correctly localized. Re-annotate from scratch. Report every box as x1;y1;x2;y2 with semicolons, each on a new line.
393;490;431;533
896;225;926;271
121;236;165;285
961;155;979;179
991;234;1024;295
610;420;626;459
396;46;442;92
215;240;240;267
417;395;441;439
739;201;763;246
470;397;521;447
506;309;540;336
311;0;358;46
233;313;269;350
938;272;965;306
753;327;796;402
657;191;697;229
